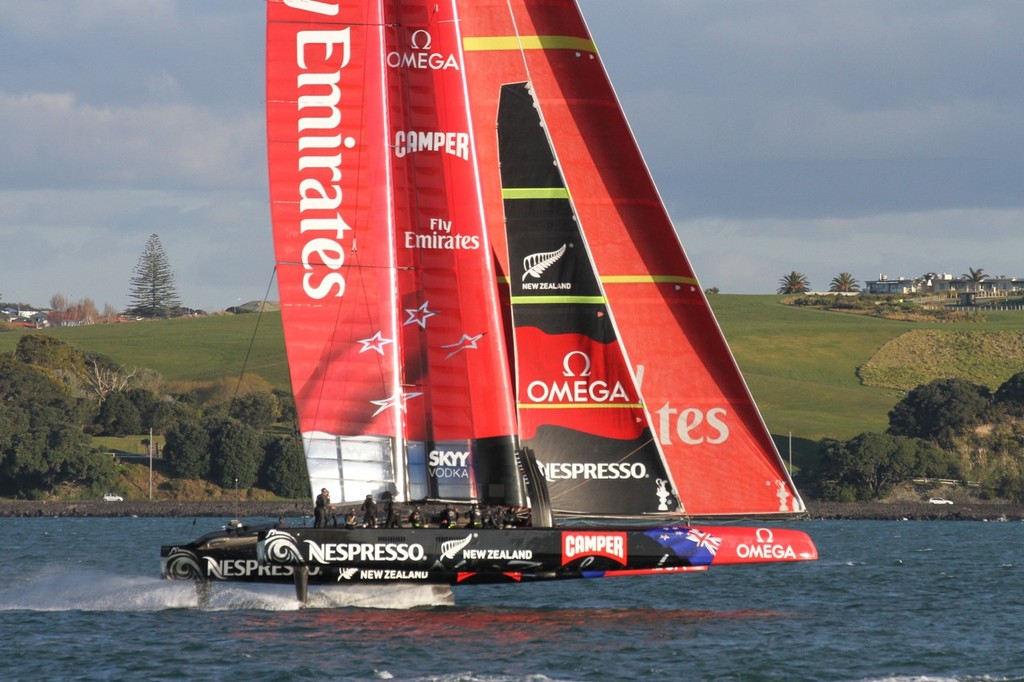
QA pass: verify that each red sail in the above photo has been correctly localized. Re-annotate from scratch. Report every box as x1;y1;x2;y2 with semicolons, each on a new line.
267;0;524;506
460;1;804;516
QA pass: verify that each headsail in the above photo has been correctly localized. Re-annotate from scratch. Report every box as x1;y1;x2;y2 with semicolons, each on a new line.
460;1;805;517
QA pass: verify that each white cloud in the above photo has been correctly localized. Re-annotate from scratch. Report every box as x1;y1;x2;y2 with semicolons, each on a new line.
2;1;1023;308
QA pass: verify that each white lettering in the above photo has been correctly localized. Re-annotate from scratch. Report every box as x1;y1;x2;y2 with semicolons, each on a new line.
655;403;731;446
464;549;534;560
526;379;631;404
394;130;469;160
538;461;647;481
285;0;338;16
428;450;470;467
359;569;430;580
563;533;626;563
403;232;480;250
204;558;320;579
736;543;797;560
305;541;427;564
293;27;356;300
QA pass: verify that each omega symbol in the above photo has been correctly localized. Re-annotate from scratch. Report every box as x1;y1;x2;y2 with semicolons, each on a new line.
562;351;592;377
410;30;431;50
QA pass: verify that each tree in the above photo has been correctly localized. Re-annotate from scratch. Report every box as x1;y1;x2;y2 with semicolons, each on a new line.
260;436;309;498
127;233;181;318
164;417;211;480
208;418;263;489
888;378;992;443
961;267;986;292
828;272;860;293
96;391;143;436
0;355;103;496
806;432;958;501
995;371;1024;412
229;391;281;432
777;271;810;294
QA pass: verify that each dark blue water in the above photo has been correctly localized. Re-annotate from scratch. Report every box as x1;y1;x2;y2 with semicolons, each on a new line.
1;517;1022;681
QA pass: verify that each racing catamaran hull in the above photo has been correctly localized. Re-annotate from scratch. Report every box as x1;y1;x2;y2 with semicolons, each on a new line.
162;524;817;586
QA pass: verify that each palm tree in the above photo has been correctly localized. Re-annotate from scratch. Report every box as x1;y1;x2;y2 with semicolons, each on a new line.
829;272;860;293
961;267;986;291
777;271;810;294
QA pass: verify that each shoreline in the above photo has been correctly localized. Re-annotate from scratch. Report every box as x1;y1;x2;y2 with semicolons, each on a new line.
1;499;1022;521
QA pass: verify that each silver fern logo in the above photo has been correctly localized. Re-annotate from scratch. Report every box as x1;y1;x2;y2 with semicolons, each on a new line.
522;243;567;281
262;530;303;564
440;533;477;562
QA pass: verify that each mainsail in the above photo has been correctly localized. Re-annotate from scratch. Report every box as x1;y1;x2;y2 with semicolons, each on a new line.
268;0;804;518
267;0;526;507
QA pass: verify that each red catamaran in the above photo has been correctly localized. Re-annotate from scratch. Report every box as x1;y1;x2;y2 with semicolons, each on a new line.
161;0;816;603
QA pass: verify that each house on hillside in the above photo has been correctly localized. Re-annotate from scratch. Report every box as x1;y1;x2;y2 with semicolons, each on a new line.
864;275;919;295
865;273;1024;297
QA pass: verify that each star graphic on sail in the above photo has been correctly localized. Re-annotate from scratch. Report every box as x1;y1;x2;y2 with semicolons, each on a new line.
357;331;393;355
440;333;484;359
370;390;423;417
404;302;437;328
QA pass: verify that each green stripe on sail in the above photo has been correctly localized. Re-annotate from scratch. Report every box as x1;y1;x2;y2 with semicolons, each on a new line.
510;295;607;305
502;187;570;200
463;35;597;53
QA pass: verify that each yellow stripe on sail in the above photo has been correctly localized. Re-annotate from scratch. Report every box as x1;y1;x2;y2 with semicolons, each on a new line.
510;295;606;305
463;35;597;53
601;275;701;286
502;187;570;200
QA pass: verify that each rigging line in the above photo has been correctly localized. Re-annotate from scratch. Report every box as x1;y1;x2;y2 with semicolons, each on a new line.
503;0;533;79
230;266;280;407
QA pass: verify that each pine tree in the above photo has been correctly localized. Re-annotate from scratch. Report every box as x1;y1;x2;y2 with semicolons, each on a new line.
127;234;181;317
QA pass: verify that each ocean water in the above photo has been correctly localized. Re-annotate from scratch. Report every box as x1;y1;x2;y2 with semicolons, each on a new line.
1;517;1022;682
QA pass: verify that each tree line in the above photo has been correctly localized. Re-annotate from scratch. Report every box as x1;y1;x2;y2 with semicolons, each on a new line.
0;334;308;500
6;330;1024;504
799;374;1024;502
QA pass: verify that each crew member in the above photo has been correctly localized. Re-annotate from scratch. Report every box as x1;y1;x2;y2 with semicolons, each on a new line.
466;503;483;528
314;488;330;528
361;493;378;528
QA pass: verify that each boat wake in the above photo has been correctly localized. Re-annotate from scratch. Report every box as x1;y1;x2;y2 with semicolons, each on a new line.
0;565;453;611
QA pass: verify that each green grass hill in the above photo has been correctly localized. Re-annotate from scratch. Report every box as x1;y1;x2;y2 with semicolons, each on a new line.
4;296;1023;471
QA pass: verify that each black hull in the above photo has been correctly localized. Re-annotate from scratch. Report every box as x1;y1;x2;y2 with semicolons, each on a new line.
161;522;817;590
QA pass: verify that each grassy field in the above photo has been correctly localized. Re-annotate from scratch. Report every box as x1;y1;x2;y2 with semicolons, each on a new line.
4;296;1023;463
0;313;289;390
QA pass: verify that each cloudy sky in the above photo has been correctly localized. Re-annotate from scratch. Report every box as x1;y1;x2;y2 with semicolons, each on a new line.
2;1;1022;311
